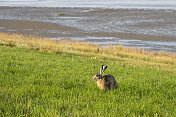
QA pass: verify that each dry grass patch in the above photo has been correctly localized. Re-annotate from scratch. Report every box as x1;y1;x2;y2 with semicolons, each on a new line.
0;32;176;69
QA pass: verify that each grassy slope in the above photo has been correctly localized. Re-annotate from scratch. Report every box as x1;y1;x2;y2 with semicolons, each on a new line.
0;45;176;117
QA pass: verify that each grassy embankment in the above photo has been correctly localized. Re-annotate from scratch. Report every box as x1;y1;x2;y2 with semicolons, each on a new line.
0;33;176;116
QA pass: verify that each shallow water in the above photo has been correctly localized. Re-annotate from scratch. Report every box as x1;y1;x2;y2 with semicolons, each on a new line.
1;0;176;10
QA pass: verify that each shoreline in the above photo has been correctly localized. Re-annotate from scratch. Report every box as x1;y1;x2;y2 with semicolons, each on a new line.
0;6;176;52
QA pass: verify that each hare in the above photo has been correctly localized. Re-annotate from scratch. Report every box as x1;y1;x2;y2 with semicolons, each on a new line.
92;65;118;90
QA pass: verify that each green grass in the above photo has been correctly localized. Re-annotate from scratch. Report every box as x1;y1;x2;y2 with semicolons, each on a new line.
0;45;176;117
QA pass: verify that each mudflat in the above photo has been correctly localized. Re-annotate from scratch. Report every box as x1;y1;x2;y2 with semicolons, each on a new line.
0;19;79;37
0;7;176;51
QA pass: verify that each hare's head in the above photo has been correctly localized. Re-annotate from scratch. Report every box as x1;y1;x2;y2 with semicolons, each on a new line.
92;73;102;81
92;65;107;81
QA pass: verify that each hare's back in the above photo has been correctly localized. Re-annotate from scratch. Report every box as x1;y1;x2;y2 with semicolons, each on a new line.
102;74;117;90
103;74;116;82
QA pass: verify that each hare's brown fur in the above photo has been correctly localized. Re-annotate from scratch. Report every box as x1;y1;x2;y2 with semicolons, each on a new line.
93;74;118;90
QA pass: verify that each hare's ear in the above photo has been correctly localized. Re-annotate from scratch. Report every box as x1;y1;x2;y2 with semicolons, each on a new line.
100;65;103;75
100;65;107;75
103;66;107;72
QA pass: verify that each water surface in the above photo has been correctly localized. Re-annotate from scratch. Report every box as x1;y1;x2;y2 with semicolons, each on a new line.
1;0;176;9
